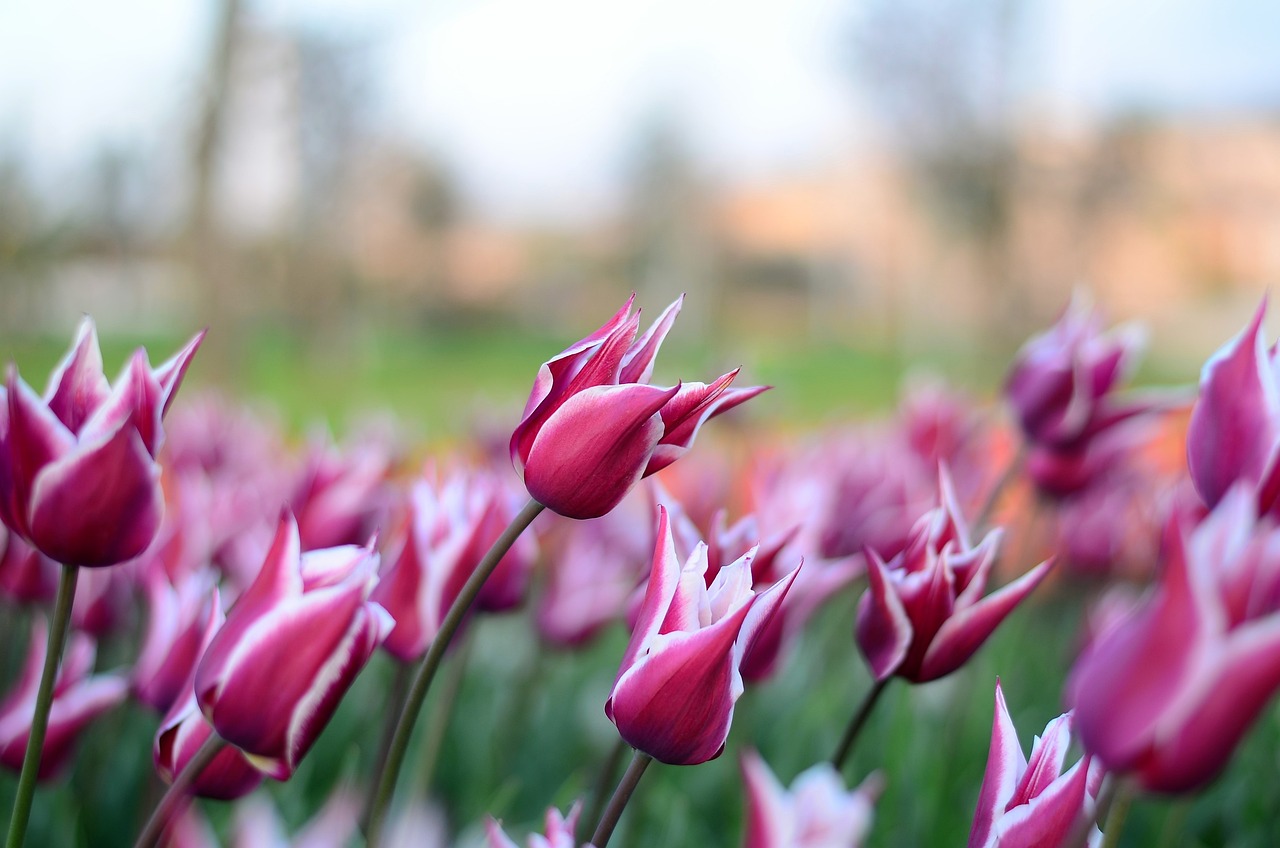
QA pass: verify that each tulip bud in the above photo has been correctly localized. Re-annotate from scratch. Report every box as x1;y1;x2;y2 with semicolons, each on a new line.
0;318;203;566
485;803;584;848
741;750;879;848
511;296;766;519
194;512;392;780
605;507;799;765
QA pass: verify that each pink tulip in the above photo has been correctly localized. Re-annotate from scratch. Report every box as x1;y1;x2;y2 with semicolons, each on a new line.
741;750;878;848
1068;485;1280;792
229;791;360;848
134;570;222;713
855;470;1052;683
605;507;799;765
0;524;58;604
194;512;392;780
0;619;127;779
510;295;766;519
154;689;263;801
372;469;535;661
292;432;392;550
486;803;585;848
0;317;202;566
1187;299;1280;513
967;682;1103;848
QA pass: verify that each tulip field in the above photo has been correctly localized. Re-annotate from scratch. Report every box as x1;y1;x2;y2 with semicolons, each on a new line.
4;295;1280;848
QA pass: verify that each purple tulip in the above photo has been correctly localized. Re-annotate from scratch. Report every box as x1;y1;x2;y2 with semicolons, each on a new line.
0;318;202;566
1068;485;1280;792
855;470;1052;683
0;619;127;779
741;750;879;848
194;512;392;780
486;803;584;848
967;682;1103;848
510;295;766;519
134;569;221;713
1187;299;1280;513
605;507;798;765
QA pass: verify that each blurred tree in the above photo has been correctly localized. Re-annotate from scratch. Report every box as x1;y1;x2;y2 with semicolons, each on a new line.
849;0;1027;347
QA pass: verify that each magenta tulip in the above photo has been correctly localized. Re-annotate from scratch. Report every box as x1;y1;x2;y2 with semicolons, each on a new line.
855;470;1052;683
1187;299;1280;513
1068;485;1280;792
605;507;798;765
134;570;221;713
0;620;127;779
0;525;58;604
967;682;1103;848
486;803;584;848
741;750;878;848
292;432;392;550
154;690;263;801
194;511;392;780
510;295;766;519
0;318;202;566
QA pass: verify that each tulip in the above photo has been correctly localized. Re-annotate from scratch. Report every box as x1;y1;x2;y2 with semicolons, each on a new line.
1068;485;1280;792
0;317;203;567
229;791;360;848
967;682;1103;848
194;512;392;780
134;570;222;713
0;525;58;604
373;469;536;662
292;431;392;550
154;690;263;801
741;750;879;848
855;470;1052;683
605;507;799;765
486;803;585;848
0;619;127;779
510;295;766;519
1187;299;1280;513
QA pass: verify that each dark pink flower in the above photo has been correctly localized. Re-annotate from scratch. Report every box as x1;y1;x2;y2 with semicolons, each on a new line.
292;431;393;550
967;682;1103;848
0;318;202;566
1068;486;1280;792
194;512;392;780
1187;299;1280;513
855;471;1052;683
0;619;127;779
134;570;221;713
605;507;798;765
154;690;263;801
0;524;58;604
511;295;766;519
741;750;878;848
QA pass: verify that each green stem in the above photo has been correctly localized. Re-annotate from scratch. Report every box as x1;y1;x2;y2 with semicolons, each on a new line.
132;734;224;848
410;625;474;797
364;497;546;846
590;750;653;848
578;738;629;845
831;677;888;771
360;660;412;830
1100;780;1135;848
5;562;80;848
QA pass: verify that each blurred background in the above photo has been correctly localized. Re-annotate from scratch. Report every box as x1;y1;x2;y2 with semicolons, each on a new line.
2;0;1279;428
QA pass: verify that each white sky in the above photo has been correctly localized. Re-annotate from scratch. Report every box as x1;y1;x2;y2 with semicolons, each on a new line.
2;0;1278;223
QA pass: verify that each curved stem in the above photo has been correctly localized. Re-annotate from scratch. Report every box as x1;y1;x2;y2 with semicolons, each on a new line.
5;562;80;848
590;750;653;848
831;677;888;771
132;734;225;848
578;737;629;845
360;661;412;829
365;497;546;846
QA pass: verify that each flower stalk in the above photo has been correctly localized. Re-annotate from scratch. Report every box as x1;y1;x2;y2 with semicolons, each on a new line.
5;562;79;848
364;497;545;845
830;677;887;772
590;750;653;848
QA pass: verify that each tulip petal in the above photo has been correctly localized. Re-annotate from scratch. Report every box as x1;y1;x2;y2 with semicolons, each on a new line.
1008;712;1073;810
918;558;1053;682
742;750;792;848
1134;614;1280;792
153;328;207;418
994;755;1094;848
522;383;676;519
620;296;682;385
1187;299;1280;508
617;506;683;676
645;376;769;476
854;551;913;681
607;597;755;764
967;680;1026;848
43;317;111;433
1;374;74;537
27;424;162;566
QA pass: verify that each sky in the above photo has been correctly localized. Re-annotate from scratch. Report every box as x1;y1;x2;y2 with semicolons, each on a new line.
1;0;1279;223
